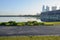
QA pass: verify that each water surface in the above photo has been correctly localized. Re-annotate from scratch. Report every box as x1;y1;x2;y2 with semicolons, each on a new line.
0;17;41;22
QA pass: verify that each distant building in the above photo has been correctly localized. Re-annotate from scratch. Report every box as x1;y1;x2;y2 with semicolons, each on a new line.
42;5;45;12
59;7;60;10
42;5;49;12
46;6;49;11
52;6;57;11
40;10;60;22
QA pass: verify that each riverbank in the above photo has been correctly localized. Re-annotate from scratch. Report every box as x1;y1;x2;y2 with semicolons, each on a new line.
0;21;55;26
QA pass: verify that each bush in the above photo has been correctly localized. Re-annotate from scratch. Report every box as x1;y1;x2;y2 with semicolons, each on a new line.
8;21;17;26
32;21;38;25
5;22;10;26
25;21;34;26
27;23;34;26
25;21;44;26
0;22;6;26
17;22;25;26
0;22;10;26
38;22;44;25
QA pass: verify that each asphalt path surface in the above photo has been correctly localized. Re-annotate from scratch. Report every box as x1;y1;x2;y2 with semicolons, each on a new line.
0;26;60;36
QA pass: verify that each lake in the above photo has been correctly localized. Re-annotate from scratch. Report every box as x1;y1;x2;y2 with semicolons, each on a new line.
0;17;41;22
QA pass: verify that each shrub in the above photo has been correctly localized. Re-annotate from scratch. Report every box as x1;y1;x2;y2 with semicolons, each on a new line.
25;21;44;26
25;21;34;26
8;21;17;26
27;23;34;26
0;22;6;26
17;22;25;26
38;22;44;25
32;21;38;25
5;22;10;26
32;21;37;23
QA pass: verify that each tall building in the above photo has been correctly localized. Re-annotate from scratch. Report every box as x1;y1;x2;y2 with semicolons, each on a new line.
52;6;57;11
42;5;49;12
42;5;45;12
46;6;49;11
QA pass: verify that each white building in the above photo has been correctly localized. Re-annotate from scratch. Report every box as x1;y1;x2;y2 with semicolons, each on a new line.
52;6;57;11
46;6;49;11
42;5;50;12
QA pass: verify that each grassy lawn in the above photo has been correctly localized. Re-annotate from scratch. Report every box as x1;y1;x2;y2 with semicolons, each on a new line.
44;22;60;25
0;36;60;40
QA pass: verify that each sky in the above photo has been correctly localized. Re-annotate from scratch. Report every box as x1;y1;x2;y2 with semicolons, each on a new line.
0;0;60;15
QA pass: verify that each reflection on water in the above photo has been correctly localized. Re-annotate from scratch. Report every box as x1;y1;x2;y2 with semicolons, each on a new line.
0;17;41;22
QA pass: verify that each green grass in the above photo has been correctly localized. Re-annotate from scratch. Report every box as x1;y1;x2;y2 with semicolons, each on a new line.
0;36;60;40
44;22;60;25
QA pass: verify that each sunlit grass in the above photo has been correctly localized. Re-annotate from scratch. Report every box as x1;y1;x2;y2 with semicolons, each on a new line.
44;22;60;25
0;36;60;40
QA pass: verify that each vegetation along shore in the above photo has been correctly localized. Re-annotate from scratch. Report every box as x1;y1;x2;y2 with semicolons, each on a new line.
0;21;60;26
